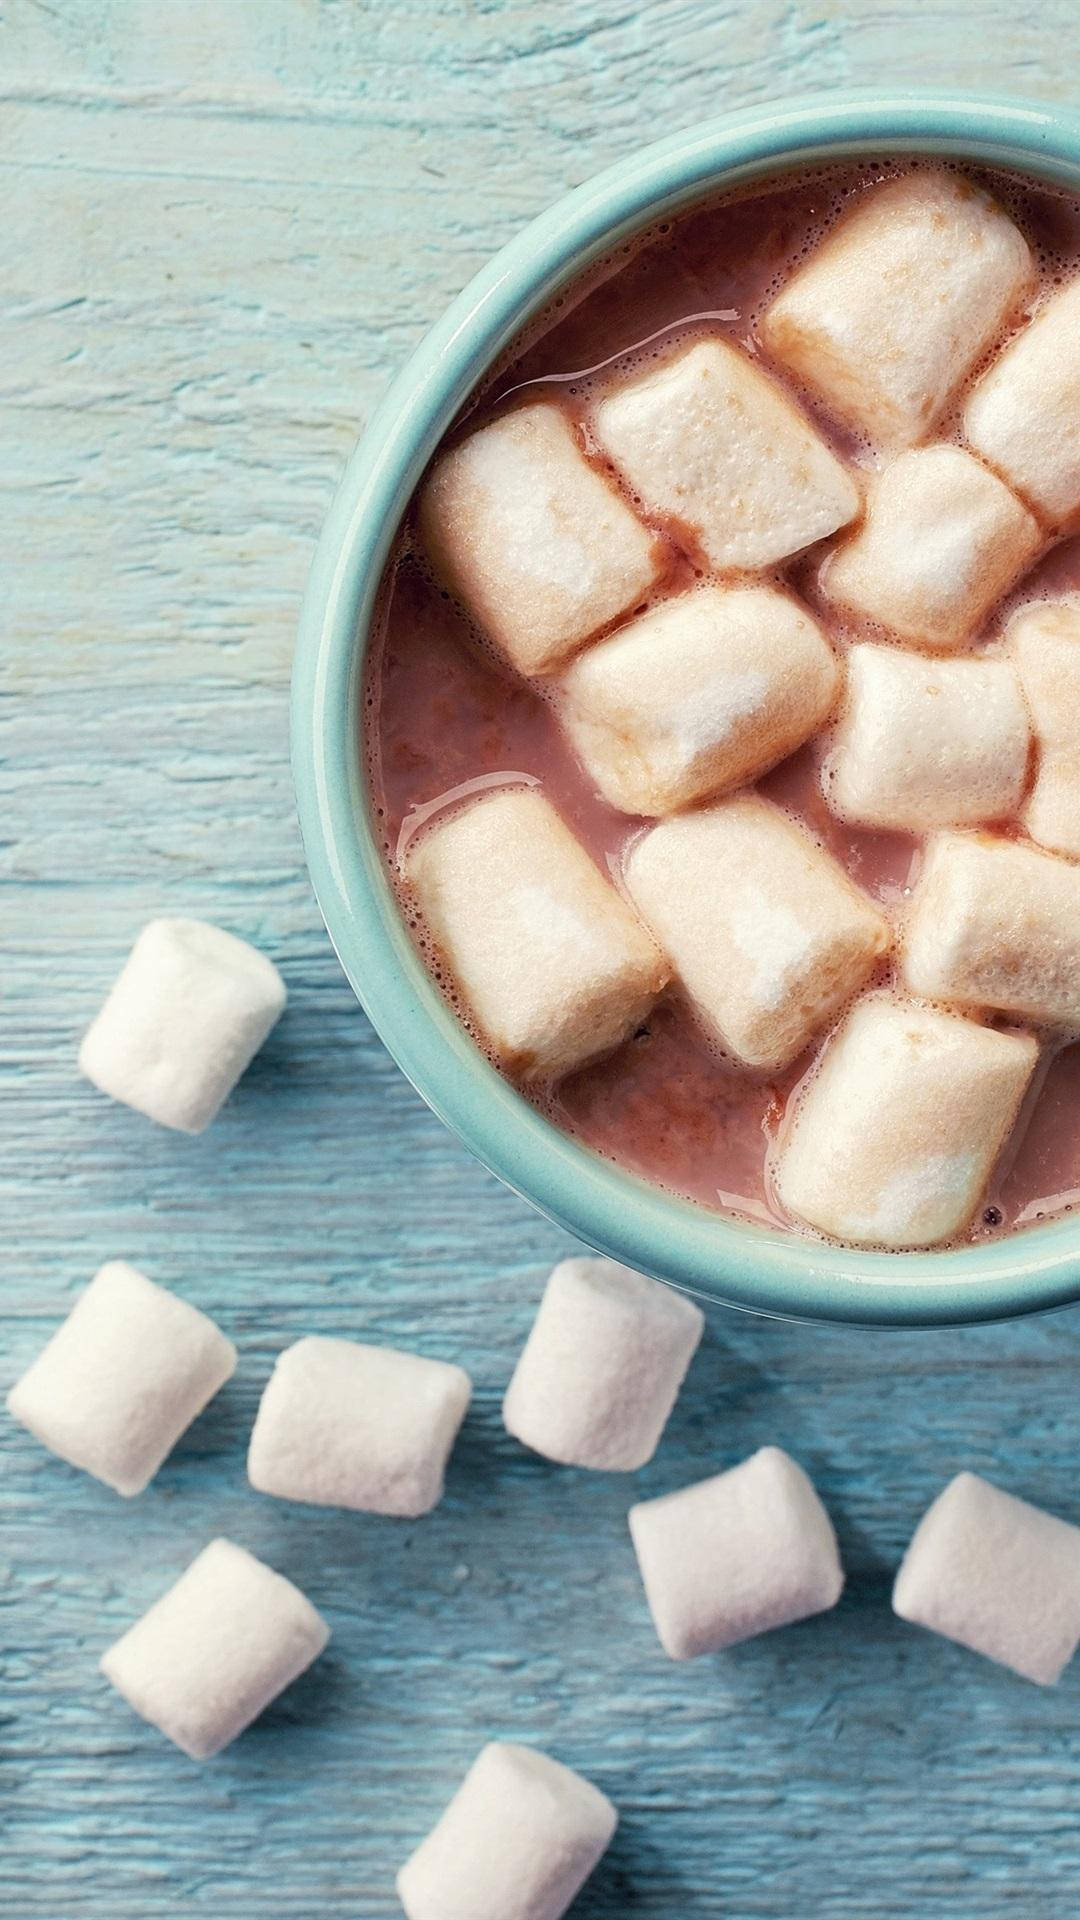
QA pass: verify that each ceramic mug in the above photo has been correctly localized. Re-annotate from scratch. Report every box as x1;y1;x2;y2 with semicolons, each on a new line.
292;89;1080;1327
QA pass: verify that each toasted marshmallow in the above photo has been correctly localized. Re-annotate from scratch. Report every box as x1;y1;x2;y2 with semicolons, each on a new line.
397;1742;617;1920
623;796;890;1073
824;643;1030;831
761;168;1033;449
1007;598;1080;858
558;584;838;816
904;831;1080;1028
628;1448;844;1659
894;1472;1080;1685
820;444;1041;651
418;400;665;676
589;337;858;572
773;995;1038;1247
964;277;1080;527
100;1540;330;1760
403;787;666;1080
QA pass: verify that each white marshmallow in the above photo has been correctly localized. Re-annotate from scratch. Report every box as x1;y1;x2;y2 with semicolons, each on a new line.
101;1538;330;1759
774;995;1038;1248
761;168;1032;449
965;277;1080;527
904;831;1080;1028
894;1472;1080;1685
590;337;858;572
623;796;890;1073
403;787;666;1081
824;643;1030;832
417;400;664;676
79;918;286;1134
628;1447;843;1660
502;1256;705;1472
7;1261;236;1496
248;1336;471;1517
558;584;839;817
1008;598;1080;858
397;1741;617;1920
820;444;1041;651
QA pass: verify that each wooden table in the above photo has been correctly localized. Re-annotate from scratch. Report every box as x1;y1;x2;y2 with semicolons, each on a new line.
5;4;1080;1914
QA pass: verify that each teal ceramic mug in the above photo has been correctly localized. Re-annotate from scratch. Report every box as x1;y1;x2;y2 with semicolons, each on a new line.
292;89;1080;1327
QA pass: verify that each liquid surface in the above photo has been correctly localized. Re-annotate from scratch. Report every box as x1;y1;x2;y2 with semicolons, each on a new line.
365;158;1080;1246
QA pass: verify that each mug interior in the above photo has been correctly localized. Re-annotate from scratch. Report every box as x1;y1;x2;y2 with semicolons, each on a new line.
293;90;1080;1326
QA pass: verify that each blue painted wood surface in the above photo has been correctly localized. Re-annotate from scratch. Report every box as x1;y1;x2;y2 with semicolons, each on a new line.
5;5;1080;1914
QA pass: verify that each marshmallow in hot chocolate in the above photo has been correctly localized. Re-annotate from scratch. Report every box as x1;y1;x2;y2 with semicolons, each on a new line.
372;157;1080;1251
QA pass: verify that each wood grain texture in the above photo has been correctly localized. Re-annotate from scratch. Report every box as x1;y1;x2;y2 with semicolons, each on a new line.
5;3;1080;1914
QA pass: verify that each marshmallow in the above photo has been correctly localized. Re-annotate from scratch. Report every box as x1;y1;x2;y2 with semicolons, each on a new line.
774;995;1038;1248
623;796;890;1072
397;1741;617;1920
965;277;1080;527
904;831;1080;1028
590;337;858;572
417;400;664;676
558;583;839;817
79;918;286;1134
502;1256;704;1471
1008;598;1080;858
7;1261;236;1496
101;1538;330;1759
248;1336;471;1517
820;444;1041;651
824;643;1030;831
893;1472;1080;1685
403;787;666;1080
628;1447;843;1660
761;168;1032;449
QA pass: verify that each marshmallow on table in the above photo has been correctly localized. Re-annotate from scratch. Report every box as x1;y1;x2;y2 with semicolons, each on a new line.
894;1472;1080;1685
773;995;1038;1248
820;444;1041;651
623;795;890;1073
761;168;1033;449
79;918;286;1133
904;831;1080;1028
557;583;839;817
502;1256;704;1471
248;1336;471;1517
589;337;858;571
403;787;666;1081
1008;598;1080;858
417;400;665;676
101;1538;330;1759
7;1261;235;1496
965;277;1080;527
824;643;1030;832
628;1447;843;1660
397;1741;617;1920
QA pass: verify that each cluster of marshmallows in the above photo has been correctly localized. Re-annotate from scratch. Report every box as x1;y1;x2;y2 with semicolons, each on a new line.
13;917;1080;1918
13;1234;1080;1915
16;1221;1080;1912
410;166;1080;1253
21;161;1080;1918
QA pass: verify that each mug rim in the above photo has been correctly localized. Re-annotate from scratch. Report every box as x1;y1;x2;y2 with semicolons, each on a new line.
292;88;1080;1328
